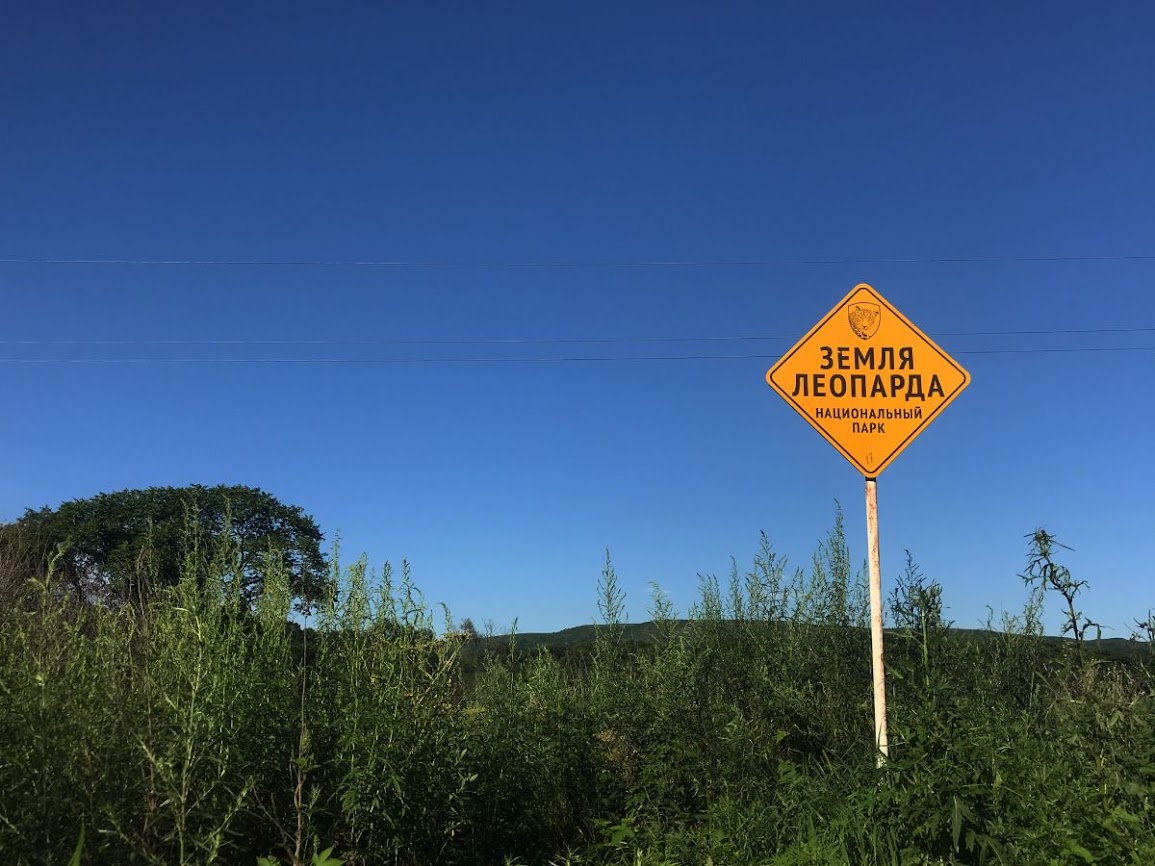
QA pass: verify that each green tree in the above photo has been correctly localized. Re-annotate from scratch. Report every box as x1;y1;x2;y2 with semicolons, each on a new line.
2;484;329;608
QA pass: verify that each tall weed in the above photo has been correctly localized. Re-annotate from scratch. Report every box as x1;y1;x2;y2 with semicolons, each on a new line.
0;513;1150;864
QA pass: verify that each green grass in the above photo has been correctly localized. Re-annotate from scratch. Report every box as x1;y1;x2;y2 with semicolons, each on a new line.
0;518;1151;865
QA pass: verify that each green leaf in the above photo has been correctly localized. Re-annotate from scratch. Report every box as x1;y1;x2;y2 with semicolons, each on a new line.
67;827;84;866
1064;841;1095;863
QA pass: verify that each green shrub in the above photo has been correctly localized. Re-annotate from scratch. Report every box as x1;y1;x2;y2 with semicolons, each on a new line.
0;514;1150;865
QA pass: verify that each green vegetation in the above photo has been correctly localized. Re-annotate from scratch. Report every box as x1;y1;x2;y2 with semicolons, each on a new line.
0;485;330;609
0;508;1151;865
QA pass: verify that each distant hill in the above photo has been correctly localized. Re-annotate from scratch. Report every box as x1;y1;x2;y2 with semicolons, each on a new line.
477;619;1149;662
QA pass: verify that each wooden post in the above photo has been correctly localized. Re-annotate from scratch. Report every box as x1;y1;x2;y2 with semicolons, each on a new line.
865;476;889;766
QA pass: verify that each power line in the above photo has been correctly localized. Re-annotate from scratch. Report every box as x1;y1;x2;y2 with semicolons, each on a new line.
3;254;1155;268
1;346;1153;364
1;326;1152;347
958;346;1155;355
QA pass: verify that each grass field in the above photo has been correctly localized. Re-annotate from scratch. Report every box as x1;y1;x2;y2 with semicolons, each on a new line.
1;519;1151;865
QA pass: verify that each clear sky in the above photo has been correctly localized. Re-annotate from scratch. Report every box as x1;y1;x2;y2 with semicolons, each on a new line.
2;2;1152;637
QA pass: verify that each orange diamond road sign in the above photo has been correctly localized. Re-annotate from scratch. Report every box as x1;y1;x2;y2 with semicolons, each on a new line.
766;283;970;477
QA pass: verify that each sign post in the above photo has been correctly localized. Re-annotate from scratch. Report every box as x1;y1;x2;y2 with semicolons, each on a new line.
765;284;969;765
865;476;886;763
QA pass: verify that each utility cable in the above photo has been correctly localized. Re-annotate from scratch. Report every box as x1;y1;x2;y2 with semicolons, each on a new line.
1;346;1153;364
0;326;1152;347
3;254;1155;267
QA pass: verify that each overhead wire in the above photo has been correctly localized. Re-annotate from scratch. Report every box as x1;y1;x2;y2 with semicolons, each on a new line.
3;254;1155;267
1;330;1152;363
2;253;1152;362
1;346;1154;364
0;326;1153;347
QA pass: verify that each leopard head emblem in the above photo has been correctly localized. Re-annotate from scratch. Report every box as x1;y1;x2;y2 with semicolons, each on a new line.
847;302;881;340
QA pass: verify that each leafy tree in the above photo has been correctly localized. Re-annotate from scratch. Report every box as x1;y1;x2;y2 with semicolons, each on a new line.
458;617;479;639
2;484;330;607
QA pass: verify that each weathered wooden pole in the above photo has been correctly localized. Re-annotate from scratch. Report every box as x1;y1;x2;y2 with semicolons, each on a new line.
866;476;889;766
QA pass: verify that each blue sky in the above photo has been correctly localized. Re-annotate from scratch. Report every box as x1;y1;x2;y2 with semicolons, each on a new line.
2;2;1152;637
